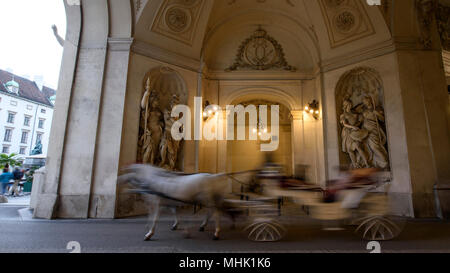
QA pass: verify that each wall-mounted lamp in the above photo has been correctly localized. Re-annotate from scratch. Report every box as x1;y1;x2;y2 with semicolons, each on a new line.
304;100;320;120
203;100;219;121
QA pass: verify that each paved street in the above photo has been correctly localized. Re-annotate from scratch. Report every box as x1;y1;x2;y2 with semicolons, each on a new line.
0;205;449;253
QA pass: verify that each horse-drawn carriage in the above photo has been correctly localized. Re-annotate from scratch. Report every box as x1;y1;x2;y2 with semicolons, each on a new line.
228;166;404;242
120;164;404;242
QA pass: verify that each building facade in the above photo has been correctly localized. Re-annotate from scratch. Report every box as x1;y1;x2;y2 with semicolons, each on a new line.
32;0;450;220
0;70;55;157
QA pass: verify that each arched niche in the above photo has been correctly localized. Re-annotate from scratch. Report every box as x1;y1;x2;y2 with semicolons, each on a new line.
137;66;188;170
141;66;188;107
335;67;391;173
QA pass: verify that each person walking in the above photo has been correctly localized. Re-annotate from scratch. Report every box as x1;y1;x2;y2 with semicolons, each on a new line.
0;168;14;196
11;167;24;197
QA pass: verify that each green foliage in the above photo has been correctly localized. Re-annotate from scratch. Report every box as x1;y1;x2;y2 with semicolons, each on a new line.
0;153;22;169
26;166;40;183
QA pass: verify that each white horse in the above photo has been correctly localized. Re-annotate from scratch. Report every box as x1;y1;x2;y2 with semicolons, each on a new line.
119;165;229;241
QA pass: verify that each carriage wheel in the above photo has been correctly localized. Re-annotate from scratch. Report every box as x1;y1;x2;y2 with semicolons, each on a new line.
354;215;404;241
244;218;286;242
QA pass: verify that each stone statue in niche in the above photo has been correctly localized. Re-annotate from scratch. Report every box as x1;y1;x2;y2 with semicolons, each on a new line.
137;67;187;170
361;96;389;169
337;67;390;170
160;94;182;170
340;94;389;170
340;100;370;169
139;78;164;165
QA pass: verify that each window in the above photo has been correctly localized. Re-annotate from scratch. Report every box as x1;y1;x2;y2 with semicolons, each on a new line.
36;133;43;144
24;116;31;126
41;109;46;114
10;101;17;106
21;131;28;144
19;147;26;155
4;129;12;142
27;105;33;110
7;112;15;123
38;119;45;129
2;146;9;154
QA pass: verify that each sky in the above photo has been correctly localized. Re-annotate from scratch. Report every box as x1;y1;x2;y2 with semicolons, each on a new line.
0;0;66;89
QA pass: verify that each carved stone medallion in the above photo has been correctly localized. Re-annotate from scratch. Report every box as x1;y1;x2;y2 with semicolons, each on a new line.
165;7;191;32
334;10;357;34
226;28;296;72
318;0;374;48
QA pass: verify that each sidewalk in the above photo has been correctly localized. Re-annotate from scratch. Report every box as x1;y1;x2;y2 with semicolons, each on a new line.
0;194;31;206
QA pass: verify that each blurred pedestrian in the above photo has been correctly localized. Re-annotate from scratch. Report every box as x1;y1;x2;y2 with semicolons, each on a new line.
0;168;13;196
11;167;24;196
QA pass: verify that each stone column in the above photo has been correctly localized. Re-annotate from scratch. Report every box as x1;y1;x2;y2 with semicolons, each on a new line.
34;0;133;219
390;0;450;217
89;38;133;218
33;1;83;219
290;110;305;178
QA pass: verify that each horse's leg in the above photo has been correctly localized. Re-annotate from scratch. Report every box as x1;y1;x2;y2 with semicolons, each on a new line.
144;200;160;241
199;208;213;232
213;209;221;241
171;207;179;231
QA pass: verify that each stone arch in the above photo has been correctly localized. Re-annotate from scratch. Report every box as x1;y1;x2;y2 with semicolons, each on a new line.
224;87;300;111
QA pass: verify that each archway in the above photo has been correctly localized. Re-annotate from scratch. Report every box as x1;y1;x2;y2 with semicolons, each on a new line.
36;0;450;220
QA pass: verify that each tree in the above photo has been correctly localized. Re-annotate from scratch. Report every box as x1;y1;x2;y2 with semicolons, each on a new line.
0;153;22;169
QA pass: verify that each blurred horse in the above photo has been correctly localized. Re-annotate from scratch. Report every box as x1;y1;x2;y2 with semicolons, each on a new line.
118;165;229;240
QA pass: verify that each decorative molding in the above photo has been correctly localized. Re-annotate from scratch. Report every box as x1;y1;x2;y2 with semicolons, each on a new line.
108;38;134;52
131;41;200;72
227;0;296;7
151;0;206;46
321;39;396;72
206;70;315;81
318;0;375;48
226;27;297;72
134;0;142;14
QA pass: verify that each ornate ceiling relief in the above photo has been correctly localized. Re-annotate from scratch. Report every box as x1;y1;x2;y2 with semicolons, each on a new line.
226;28;297;72
134;0;142;15
151;0;206;45
318;0;375;48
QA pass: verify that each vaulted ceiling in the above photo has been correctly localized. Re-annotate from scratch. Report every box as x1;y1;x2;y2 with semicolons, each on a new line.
133;0;391;73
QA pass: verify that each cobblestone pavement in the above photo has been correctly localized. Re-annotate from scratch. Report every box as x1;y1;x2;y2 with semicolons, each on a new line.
0;205;449;253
